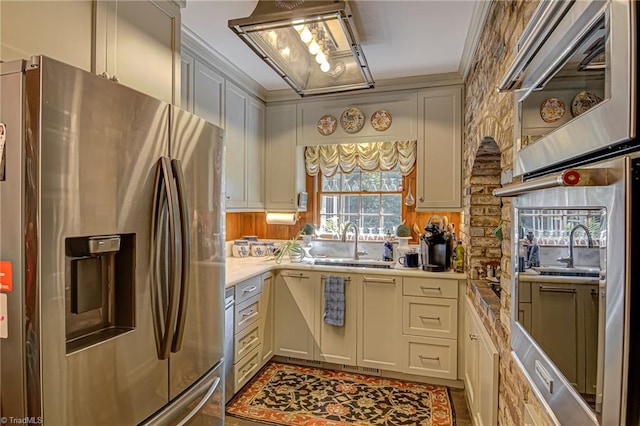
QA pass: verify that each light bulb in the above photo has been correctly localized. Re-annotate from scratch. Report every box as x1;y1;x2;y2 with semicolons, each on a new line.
315;51;326;64
320;61;330;73
300;28;312;43
308;40;319;55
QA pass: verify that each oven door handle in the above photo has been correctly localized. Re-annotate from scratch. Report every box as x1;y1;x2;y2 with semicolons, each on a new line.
493;168;610;197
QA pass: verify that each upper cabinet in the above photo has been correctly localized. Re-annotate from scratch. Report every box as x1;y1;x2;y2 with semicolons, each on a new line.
416;86;463;210
297;92;418;146
1;0;181;104
265;104;306;211
95;0;181;104
225;82;266;210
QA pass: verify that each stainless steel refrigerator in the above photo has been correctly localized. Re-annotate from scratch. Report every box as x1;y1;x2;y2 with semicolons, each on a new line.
0;56;225;425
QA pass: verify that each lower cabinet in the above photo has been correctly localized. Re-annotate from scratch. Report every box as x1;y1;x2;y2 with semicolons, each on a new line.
226;272;274;399
464;296;499;426
358;275;403;371
273;270;318;360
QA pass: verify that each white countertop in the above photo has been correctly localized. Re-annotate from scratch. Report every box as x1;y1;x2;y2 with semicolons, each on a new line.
225;256;465;288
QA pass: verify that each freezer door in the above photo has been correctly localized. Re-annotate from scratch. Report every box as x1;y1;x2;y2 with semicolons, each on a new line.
34;57;170;424
168;107;225;399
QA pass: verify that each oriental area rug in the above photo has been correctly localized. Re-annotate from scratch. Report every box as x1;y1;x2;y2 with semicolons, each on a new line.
226;362;456;426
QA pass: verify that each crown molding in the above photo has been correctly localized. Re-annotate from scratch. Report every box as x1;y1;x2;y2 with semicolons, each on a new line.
171;0;186;9
265;73;464;103
181;25;268;101
459;0;492;81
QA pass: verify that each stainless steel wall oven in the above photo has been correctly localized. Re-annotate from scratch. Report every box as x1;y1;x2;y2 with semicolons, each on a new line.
496;155;639;425
499;0;637;178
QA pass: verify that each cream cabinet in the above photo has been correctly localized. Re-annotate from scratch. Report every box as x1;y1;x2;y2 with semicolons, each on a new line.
316;274;358;366
357;275;403;372
259;273;275;365
1;0;182;104
274;270;318;360
181;53;224;128
265;104;307;211
416;86;463;210
224;81;266;210
401;277;458;379
464;296;499;426
94;0;181;104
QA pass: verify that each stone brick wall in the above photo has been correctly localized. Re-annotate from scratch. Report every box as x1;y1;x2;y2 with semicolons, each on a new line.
463;1;555;424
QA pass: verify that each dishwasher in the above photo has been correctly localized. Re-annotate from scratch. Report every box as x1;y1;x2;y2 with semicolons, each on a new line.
224;288;235;403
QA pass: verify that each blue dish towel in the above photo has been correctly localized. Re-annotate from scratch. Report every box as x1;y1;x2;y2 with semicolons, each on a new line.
324;276;345;327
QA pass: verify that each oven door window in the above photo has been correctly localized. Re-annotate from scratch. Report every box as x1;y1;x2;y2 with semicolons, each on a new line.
516;207;606;414
518;14;607;149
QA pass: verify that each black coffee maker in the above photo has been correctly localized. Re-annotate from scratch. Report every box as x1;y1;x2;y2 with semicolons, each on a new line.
420;215;452;272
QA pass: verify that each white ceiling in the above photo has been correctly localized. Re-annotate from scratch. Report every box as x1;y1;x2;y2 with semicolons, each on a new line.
182;0;486;92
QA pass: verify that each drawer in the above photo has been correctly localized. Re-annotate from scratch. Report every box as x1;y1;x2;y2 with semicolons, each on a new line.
235;275;262;305
403;277;458;299
235;294;261;333
234;321;261;362
234;344;262;393
403;296;458;339
402;335;457;379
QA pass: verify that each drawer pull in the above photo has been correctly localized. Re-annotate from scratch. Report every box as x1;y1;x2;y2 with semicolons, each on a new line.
419;355;440;361
539;285;577;294
282;273;309;279
419;315;440;321
242;336;258;346
363;277;395;284
240;363;257;379
420;286;441;292
242;286;258;294
241;310;257;319
469;334;478;341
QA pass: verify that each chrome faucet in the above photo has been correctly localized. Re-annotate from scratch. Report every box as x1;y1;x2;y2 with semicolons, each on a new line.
557;224;594;268
341;222;367;260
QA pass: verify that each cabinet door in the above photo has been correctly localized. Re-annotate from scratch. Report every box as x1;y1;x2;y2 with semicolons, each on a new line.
96;0;181;104
358;275;402;371
247;98;266;209
463;304;478;411
266;104;303;210
316;274;357;366
476;329;499;426
259;273;274;366
1;1;93;70
225;81;248;209
180;51;195;112
531;282;581;391
416;86;462;210
274;271;317;360
193;61;225;128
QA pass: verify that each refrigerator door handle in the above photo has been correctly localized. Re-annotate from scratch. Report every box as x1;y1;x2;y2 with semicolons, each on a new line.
176;377;220;426
151;157;182;360
171;159;190;353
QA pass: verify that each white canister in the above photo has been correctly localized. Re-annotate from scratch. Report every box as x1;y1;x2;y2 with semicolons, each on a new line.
232;240;250;258
250;242;267;257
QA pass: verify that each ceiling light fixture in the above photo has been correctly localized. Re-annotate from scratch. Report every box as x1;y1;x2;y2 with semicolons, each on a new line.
228;0;374;97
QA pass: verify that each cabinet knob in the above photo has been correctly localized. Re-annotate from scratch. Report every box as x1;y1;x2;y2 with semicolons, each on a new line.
226;195;231;200
111;75;120;83
419;196;424;202
100;71;110;79
290;198;294;204
469;333;478;341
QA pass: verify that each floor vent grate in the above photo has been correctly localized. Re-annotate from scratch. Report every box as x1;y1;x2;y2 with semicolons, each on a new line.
342;364;381;376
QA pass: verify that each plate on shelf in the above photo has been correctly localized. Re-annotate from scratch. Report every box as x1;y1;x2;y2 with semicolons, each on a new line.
340;107;365;133
540;98;566;123
370;109;392;131
317;114;337;136
571;91;602;117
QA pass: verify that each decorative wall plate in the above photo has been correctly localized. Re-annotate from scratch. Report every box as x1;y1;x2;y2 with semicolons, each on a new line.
370;109;392;131
540;98;566;123
340;107;365;133
317;114;337;136
571;91;602;117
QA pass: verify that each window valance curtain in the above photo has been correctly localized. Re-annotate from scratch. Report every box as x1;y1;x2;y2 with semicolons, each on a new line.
304;141;417;177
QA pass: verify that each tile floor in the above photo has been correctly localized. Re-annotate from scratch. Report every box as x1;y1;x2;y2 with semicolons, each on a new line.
226;386;472;425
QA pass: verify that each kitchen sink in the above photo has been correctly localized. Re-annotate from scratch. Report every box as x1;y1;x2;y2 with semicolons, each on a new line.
313;258;395;269
531;266;601;278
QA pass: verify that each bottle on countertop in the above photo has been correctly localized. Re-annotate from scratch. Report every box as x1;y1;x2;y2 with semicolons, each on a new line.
454;240;464;273
383;229;394;261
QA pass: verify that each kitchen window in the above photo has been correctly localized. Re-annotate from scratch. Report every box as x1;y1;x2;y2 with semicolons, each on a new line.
318;165;403;238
